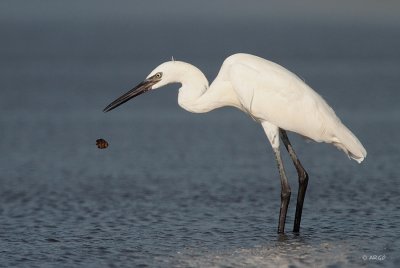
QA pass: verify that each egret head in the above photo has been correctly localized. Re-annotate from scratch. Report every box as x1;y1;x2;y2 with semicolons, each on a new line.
103;61;175;112
103;61;204;112
145;61;181;90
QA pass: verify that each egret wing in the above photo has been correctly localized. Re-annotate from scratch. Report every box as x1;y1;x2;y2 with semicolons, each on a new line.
226;59;366;162
228;62;321;133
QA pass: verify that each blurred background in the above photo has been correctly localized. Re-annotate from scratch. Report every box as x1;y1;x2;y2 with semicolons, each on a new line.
1;0;399;267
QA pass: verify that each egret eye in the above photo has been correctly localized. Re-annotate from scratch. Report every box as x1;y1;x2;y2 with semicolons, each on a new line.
155;72;162;79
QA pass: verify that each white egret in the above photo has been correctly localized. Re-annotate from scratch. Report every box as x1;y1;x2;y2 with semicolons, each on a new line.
104;53;367;233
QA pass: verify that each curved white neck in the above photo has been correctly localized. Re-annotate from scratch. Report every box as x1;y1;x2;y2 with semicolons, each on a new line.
165;61;239;113
176;63;211;113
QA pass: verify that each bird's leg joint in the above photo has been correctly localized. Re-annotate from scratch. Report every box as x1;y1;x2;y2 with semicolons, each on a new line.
281;189;291;200
299;170;309;186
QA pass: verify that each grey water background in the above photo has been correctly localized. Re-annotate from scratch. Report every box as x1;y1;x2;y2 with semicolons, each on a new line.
1;0;400;267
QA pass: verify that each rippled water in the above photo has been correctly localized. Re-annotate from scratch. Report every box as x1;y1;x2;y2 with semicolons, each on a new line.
1;2;400;267
1;108;399;267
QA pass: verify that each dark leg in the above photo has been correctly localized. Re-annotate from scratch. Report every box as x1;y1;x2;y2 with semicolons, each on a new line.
273;147;291;234
279;129;309;233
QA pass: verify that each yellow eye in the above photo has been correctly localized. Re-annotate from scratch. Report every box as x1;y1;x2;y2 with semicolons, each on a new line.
156;72;162;79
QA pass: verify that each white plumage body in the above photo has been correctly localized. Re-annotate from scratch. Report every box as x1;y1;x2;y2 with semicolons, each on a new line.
151;53;366;163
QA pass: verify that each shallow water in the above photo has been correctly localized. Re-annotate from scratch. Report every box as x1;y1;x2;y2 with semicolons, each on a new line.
1;1;400;267
1;108;399;267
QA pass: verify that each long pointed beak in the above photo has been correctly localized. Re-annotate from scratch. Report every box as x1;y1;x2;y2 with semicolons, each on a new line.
103;74;160;112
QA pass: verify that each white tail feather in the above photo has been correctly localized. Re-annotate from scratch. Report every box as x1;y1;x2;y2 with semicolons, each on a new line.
332;124;367;163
